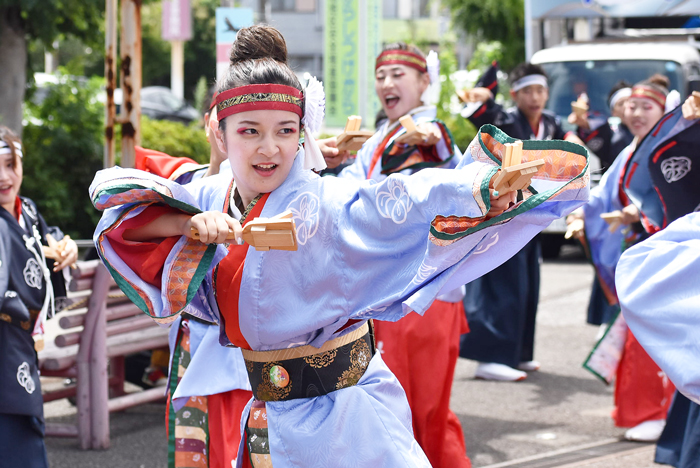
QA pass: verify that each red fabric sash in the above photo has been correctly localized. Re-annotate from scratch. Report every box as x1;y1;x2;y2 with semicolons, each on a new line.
134;146;199;179
215;193;270;350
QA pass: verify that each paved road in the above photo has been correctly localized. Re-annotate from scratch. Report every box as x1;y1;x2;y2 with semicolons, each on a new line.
44;246;657;467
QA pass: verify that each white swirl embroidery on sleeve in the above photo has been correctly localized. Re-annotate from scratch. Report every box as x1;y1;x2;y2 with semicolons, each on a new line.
474;232;499;255
376;178;413;224
286;192;320;245
412;262;438;285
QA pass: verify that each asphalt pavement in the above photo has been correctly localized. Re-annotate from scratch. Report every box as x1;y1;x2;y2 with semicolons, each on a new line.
44;245;658;468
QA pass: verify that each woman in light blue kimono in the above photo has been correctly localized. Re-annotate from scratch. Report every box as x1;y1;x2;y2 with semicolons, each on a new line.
615;97;700;468
335;43;470;467
569;75;677;442
89;25;589;467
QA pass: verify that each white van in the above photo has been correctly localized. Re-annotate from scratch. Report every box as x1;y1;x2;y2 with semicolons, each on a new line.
531;41;700;257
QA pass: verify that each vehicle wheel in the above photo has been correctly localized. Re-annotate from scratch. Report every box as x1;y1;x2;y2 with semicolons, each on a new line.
541;235;564;259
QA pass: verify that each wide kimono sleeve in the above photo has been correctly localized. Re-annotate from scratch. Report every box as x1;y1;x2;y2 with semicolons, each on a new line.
581;146;631;298
311;124;590;325
616;212;700;405
89;168;231;325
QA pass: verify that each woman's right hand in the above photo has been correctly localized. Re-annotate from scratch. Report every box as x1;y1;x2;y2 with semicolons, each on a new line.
318;137;351;169
565;213;585;239
186;211;243;245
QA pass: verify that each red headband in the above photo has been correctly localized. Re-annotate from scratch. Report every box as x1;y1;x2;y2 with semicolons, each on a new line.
375;49;427;74
630;84;667;110
216;84;304;120
209;91;219;111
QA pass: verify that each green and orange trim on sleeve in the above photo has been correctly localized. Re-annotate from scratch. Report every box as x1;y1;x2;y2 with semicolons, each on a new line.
93;179;218;323
429;124;589;245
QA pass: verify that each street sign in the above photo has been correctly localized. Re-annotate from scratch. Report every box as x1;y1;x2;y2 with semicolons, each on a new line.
216;8;254;80
162;0;192;41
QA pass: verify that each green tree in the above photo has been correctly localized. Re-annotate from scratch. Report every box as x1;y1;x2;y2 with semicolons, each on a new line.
22;74;104;239
437;48;477;152
445;0;525;71
0;0;104;133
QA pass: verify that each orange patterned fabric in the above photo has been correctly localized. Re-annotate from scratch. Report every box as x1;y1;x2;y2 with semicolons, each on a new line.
476;132;588;184
165;239;211;315
432;215;485;235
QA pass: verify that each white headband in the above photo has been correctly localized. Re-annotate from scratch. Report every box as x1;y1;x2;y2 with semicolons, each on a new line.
511;74;548;93
608;87;632;110
0;140;23;158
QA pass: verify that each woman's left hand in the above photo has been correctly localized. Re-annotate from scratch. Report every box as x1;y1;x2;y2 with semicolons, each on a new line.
53;236;78;272
400;122;442;146
620;204;640;225
486;187;517;219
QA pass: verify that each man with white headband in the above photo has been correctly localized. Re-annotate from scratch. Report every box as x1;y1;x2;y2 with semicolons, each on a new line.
459;62;578;382
570;80;634;174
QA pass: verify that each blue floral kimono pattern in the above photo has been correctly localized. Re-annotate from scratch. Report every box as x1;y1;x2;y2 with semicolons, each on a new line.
90;125;588;467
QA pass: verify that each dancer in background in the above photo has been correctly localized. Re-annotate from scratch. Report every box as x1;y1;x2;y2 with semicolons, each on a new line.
616;94;700;466
569;75;679;442
0;126;77;468
458;62;580;381
336;42;470;467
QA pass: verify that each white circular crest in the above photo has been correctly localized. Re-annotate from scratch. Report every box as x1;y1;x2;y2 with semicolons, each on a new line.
286;192;320;245
23;258;43;289
17;362;36;394
661;156;691;183
587;137;603;152
376;178;413;224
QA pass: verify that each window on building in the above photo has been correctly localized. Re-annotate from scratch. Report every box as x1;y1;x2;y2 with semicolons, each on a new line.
296;0;315;12
383;0;398;18
269;0;315;12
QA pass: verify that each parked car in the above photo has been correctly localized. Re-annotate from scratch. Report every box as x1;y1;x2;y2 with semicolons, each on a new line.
531;40;700;258
137;86;200;124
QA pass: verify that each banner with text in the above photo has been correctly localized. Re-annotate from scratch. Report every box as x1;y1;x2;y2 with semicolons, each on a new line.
324;0;382;129
162;0;192;41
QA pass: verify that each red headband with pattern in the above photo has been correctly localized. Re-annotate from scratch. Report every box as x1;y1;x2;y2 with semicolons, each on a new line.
375;49;427;74
630;84;667;110
216;84;304;120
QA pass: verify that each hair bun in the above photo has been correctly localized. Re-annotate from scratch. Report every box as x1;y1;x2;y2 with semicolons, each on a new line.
229;25;288;65
647;73;670;91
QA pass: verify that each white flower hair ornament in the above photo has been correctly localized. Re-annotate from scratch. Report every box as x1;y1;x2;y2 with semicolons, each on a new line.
665;89;681;114
301;76;327;171
421;50;441;106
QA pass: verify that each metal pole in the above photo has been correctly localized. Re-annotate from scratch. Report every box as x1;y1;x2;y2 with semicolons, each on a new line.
104;0;117;169
119;0;142;168
171;40;185;99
